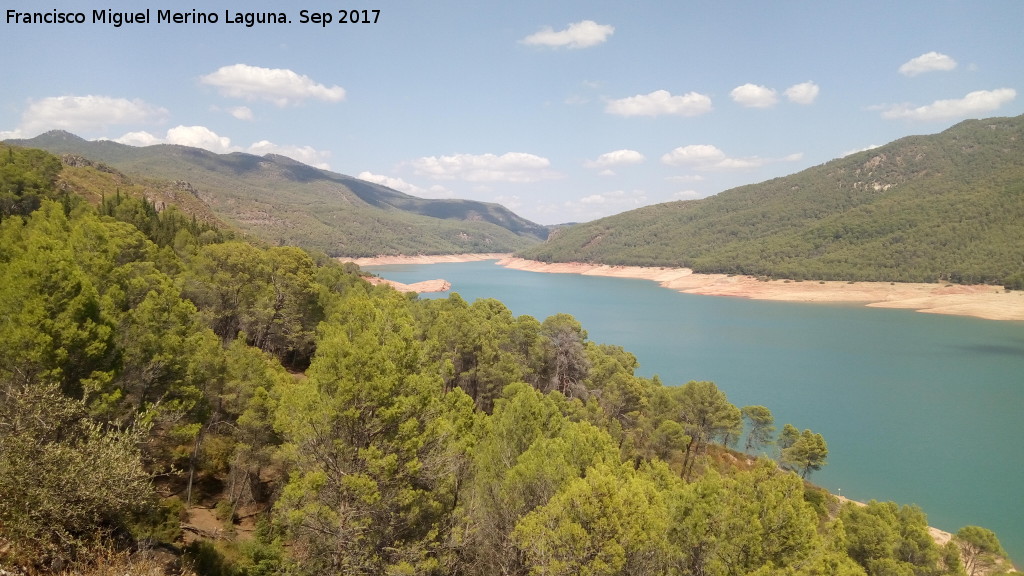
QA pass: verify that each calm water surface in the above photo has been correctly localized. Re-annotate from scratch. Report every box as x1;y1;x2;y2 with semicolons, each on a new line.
366;260;1024;563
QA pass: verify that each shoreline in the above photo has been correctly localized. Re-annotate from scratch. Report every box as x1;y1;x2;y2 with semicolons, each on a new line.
345;253;512;266
497;257;1024;322
346;254;1024;321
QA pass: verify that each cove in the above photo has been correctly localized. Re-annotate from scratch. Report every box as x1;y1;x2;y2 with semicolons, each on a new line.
364;260;1024;564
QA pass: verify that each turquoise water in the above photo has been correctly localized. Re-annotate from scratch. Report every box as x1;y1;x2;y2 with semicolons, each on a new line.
366;261;1024;564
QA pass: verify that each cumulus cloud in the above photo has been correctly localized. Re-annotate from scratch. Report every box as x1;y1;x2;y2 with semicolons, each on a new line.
660;144;726;166
409;152;558;183
661;144;802;171
111;127;332;168
357;171;454;198
556;189;649;221
249;140;332;169
14;95;168;136
585;149;646;169
899;51;957;76
730;84;778;108
521;20;614;49
165;125;234;153
114;131;164;147
842;144;881;157
605;90;713;117
200;63;346;106
785;81;820;104
229;106;254;120
880;88;1016;121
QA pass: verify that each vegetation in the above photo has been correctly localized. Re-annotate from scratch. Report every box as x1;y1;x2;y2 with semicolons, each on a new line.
521;115;1024;287
7;131;549;257
0;150;1012;574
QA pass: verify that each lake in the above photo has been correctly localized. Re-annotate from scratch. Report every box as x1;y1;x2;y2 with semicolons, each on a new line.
365;260;1024;564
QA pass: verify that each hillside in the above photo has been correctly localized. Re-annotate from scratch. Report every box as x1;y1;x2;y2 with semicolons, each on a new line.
521;115;1024;286
6;131;548;256
2;133;1014;576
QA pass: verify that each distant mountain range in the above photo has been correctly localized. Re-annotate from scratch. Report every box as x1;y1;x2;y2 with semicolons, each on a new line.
6;131;548;257
521;115;1024;286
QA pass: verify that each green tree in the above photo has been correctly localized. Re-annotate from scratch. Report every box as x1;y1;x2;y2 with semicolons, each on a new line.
460;383;618;576
0;203;117;399
956;526;1007;576
677;380;741;480
511;463;671;576
540;313;591;399
782;429;829;478
183;241;273;343
0;145;62;221
0;380;152;570
779;423;801;450
742;405;776;455
273;289;473;574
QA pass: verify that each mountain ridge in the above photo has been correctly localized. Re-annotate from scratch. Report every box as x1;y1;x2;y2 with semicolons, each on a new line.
6;130;549;256
519;115;1024;286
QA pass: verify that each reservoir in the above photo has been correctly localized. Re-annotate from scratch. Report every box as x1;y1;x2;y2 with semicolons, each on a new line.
364;259;1024;564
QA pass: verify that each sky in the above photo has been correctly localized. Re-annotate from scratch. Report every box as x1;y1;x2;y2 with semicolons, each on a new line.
2;0;1022;225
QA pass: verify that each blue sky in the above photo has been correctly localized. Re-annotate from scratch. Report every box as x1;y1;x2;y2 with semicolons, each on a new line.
2;0;1021;224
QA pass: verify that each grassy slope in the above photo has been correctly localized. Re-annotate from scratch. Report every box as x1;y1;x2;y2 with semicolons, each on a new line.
8;132;547;257
522;115;1024;284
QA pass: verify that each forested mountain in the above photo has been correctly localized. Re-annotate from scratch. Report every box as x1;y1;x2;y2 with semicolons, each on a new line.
5;131;549;256
522;115;1024;287
1;144;1014;575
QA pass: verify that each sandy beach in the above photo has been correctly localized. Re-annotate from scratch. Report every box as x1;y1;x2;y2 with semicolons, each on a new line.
345;254;1024;321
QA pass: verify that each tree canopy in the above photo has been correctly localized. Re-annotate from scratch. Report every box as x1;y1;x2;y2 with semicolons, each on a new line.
0;151;1008;575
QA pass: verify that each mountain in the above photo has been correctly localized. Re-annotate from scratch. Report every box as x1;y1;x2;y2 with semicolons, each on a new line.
521;115;1024;286
6;131;548;257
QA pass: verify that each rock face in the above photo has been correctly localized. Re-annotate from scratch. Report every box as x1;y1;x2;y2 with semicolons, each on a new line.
175;180;200;196
62;154;93;167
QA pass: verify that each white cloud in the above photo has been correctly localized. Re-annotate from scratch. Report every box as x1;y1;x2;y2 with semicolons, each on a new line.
843;144;884;157
200;63;346;106
605;90;713;117
661;144;802;171
880;88;1016;121
785;81;820;104
229;106;254;120
660;144;727;166
843;141;884;154
561;189;649;221
521;20;614;49
111;128;332;168
357;171;454;198
165;125;234;153
730;84;778;108
114;131;163;147
899;51;957;76
410;152;558;183
248;140;332;169
16;95;168;136
585;149;646;169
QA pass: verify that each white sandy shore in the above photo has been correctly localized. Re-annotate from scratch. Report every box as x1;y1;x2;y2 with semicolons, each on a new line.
344;254;1024;321
345;253;512;266
364;276;452;293
497;257;1024;322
